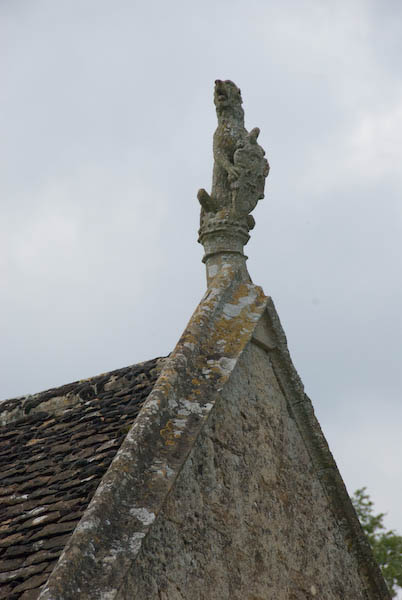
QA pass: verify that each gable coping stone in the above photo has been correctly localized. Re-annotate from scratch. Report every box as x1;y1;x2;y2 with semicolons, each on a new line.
39;265;267;600
39;266;389;600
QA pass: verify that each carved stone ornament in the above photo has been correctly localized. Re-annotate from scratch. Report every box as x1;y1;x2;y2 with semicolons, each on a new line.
198;80;269;284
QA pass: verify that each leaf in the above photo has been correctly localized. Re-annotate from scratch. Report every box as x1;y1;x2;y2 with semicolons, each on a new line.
352;488;402;598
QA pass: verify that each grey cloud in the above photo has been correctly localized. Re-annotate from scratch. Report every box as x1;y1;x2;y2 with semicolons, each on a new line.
1;0;401;533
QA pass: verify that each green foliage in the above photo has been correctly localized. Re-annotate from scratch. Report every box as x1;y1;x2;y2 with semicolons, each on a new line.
352;488;402;598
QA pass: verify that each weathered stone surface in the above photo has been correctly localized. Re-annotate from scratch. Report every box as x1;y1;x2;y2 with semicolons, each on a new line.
118;341;377;599
38;266;268;600
37;265;388;599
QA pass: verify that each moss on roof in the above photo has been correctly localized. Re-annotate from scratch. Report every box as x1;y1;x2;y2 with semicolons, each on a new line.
0;357;165;600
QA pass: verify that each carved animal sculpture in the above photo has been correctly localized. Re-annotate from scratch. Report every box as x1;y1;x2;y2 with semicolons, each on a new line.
198;80;269;230
198;80;245;213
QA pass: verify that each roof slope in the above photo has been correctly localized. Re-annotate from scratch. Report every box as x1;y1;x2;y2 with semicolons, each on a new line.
0;358;164;600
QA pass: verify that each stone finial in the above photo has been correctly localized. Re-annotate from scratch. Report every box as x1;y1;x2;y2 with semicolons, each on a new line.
198;80;269;285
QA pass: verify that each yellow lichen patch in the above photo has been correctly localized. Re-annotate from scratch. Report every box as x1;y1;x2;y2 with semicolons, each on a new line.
156;373;175;396
182;332;198;345
208;313;253;356
160;420;180;446
230;282;251;302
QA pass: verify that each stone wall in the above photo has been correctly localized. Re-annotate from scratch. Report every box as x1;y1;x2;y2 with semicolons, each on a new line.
117;341;368;599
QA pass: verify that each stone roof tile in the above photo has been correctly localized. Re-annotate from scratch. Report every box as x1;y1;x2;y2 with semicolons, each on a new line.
0;357;165;600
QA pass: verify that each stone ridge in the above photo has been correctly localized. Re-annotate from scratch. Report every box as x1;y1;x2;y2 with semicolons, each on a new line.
0;357;165;600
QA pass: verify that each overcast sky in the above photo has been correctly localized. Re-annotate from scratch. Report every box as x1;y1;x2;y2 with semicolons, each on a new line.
1;1;401;535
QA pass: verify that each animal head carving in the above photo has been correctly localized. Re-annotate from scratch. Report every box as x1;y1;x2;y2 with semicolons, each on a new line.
214;80;243;118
